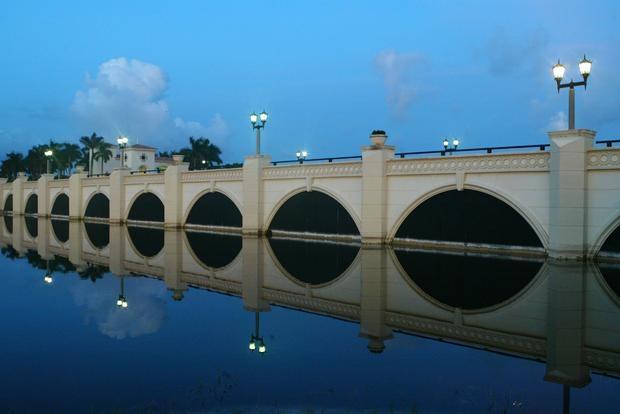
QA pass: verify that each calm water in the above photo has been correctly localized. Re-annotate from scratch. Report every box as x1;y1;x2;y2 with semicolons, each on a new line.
0;216;618;413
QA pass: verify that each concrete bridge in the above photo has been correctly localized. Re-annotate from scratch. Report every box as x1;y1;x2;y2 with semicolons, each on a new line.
1;217;619;389
1;128;620;260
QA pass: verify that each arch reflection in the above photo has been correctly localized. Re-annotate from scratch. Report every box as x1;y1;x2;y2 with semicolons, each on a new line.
51;219;69;243
598;263;620;301
84;222;109;249
185;231;242;269
4;194;13;212
127;226;164;258
24;216;37;238
394;249;542;310
4;214;12;234
268;238;359;286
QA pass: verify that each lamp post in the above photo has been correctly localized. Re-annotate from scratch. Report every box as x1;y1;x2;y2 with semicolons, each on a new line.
44;149;53;174
441;138;460;155
552;55;592;130
296;150;308;164
250;111;268;155
201;159;206;169
116;276;128;309
117;136;129;168
248;311;266;355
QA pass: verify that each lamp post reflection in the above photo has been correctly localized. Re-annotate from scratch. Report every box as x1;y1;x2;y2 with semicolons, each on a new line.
116;276;128;308
43;259;53;284
248;311;266;355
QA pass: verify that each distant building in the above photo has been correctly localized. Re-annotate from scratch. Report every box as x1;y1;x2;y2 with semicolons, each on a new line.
92;144;175;174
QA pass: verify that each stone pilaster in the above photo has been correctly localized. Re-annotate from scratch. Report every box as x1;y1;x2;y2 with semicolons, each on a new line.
242;155;271;235
69;170;86;220
109;168;130;224
361;132;394;244
37;174;52;217
241;236;270;312
108;225;126;276
548;129;595;259
12;173;26;216
164;229;187;300
164;159;189;228
68;221;86;271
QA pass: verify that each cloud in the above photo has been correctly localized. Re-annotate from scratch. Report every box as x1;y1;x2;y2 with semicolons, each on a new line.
548;111;567;130
481;28;548;76
71;57;228;149
374;49;425;118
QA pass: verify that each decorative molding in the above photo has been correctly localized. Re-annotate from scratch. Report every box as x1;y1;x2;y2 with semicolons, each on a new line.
263;288;360;319
125;174;164;185
387;152;550;175
584;348;620;372
82;176;109;186
181;169;243;182
587;149;620;170
386;312;546;356
263;162;363;179
47;179;70;188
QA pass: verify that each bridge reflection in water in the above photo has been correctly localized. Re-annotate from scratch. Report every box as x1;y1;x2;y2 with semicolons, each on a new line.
0;216;619;411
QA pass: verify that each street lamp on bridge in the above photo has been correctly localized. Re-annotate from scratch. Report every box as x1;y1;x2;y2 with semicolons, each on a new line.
248;311;267;355
552;55;592;130
117;136;129;168
442;138;460;155
250;111;268;155
44;149;53;174
296;150;308;163
116;276;128;309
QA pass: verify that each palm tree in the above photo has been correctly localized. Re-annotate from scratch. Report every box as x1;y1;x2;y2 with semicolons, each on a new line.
57;143;81;177
0;152;24;180
179;137;222;170
94;141;113;175
79;132;103;175
24;145;47;179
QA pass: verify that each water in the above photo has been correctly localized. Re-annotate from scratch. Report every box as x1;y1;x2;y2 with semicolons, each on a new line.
0;216;618;413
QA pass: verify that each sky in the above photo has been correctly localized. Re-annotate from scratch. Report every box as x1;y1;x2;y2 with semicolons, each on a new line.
0;0;619;163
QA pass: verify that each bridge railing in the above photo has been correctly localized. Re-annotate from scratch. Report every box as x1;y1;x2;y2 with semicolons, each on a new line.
596;139;620;148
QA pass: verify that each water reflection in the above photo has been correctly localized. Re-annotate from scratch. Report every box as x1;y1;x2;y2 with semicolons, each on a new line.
24;216;37;238
0;218;618;412
3;213;12;234
51;219;69;243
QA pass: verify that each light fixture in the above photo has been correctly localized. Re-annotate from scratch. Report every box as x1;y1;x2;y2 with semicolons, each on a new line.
249;338;256;351
552;54;593;129
44;274;53;284
579;55;592;79
258;341;266;354
44;150;53;157
250;112;258;124
452;139;460;149
259;111;268;122
552;60;566;84
443;139;449;150
250;110;269;155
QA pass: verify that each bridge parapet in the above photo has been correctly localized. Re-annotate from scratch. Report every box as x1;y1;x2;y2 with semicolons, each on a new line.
181;168;243;182
263;161;363;179
587;148;620;170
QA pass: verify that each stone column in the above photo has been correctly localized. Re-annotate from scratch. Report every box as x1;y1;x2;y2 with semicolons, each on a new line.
164;155;189;228
11;216;24;255
544;259;591;387
242;155;271;235
164;229;187;300
12;173;26;216
68;221;86;271
37;174;52;218
109;168;130;224
548;129;595;259
361;132;394;245
359;246;393;353
241;236;270;312
69;170;86;220
108;225;126;276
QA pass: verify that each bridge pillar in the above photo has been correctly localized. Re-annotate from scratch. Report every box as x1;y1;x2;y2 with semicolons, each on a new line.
164;229;187;300
361;133;394;244
11;216;24;255
544;259;591;387
359;246;393;353
36;217;50;258
242;236;270;311
12;173;26;216
69;170;86;220
68;221;87;271
548;129;595;259
37;174;52;217
242;155;271;235
109;225;127;275
164;160;188;228
109;169;130;224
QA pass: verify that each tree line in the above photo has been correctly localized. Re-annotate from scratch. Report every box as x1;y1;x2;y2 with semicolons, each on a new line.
0;133;229;181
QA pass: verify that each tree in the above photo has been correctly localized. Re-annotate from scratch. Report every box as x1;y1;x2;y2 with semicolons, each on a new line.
24;145;47;179
93;141;113;174
54;143;81;177
79;132;103;175
0;152;24;180
179;136;222;170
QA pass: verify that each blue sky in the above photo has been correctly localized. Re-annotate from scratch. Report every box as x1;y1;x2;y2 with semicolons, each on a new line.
0;0;619;163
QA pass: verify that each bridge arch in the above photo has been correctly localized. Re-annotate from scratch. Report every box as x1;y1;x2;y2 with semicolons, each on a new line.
591;213;620;257
51;219;69;244
266;186;361;236
84;192;110;219
3;194;12;212
184;189;242;228
84;222;109;250
25;193;38;215
51;192;69;216
126;191;164;222
389;184;547;250
184;231;242;270
127;226;164;258
3;215;12;234
24;216;37;238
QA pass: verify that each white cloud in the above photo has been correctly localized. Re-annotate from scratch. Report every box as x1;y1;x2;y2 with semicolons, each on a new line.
548;111;567;130
374;50;425;118
174;113;230;139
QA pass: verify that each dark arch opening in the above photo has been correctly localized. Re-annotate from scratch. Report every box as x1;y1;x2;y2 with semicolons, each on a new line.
395;189;542;248
186;231;242;268
4;215;12;234
85;193;109;218
598;264;620;300
25;217;37;238
128;226;164;257
4;194;13;212
128;193;164;222
394;249;542;310
269;191;359;236
51;219;69;243
25;194;38;215
268;238;359;285
51;193;69;216
600;223;620;255
85;222;109;249
186;192;242;227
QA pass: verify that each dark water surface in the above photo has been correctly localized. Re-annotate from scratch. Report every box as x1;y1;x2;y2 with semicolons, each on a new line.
0;217;618;413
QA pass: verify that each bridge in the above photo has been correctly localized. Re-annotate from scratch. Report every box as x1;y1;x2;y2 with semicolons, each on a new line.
1;217;619;389
1;128;620;260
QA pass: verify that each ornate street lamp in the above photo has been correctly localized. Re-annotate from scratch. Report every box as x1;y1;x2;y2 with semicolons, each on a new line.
250;111;268;155
116;276;128;309
296;150;308;163
248;311;267;355
44;150;53;174
117;136;129;168
552;55;592;129
441;138;460;156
